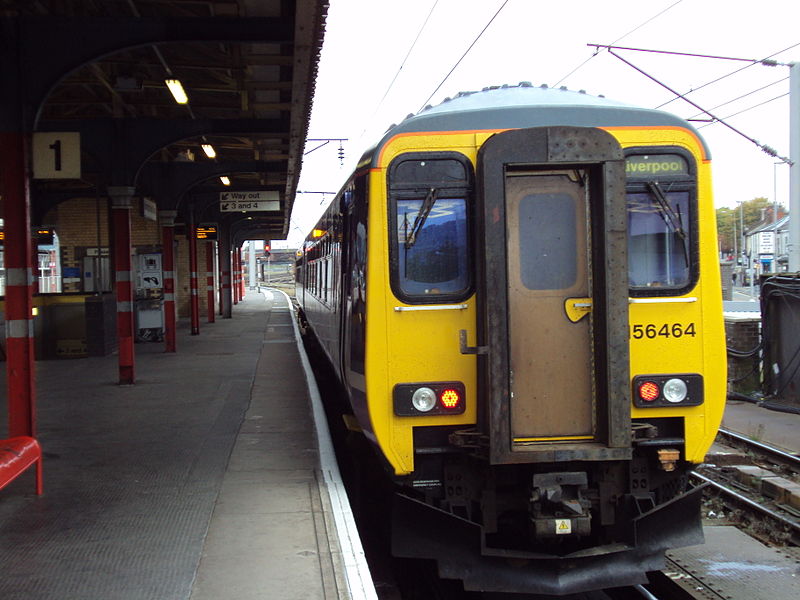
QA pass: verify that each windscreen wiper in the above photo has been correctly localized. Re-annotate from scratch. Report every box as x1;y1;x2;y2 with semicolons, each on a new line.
405;187;438;249
647;181;689;266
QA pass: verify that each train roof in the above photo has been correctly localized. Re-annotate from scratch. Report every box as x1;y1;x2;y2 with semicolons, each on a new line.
363;83;709;166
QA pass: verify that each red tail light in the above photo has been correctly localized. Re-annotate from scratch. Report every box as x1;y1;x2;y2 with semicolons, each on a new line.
638;381;660;403
439;388;461;409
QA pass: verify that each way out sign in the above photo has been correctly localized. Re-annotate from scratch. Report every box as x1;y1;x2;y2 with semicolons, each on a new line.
33;132;81;179
219;190;280;212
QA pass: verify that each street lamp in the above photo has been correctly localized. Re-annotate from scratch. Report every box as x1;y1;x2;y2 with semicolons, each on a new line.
737;200;745;268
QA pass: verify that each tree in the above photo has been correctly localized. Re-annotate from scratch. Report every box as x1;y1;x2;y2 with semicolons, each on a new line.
716;197;786;255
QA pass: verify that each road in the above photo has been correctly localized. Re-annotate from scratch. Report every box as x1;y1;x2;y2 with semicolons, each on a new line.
731;284;760;303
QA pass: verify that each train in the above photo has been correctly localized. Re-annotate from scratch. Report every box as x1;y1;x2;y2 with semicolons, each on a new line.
294;83;726;595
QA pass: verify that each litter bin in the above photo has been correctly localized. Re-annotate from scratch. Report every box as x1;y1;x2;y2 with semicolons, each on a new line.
135;298;164;342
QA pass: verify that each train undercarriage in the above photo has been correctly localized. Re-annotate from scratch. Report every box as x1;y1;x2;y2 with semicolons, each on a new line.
391;433;705;596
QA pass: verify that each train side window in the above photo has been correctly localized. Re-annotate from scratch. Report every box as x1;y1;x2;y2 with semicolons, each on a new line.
388;153;474;303
625;151;697;295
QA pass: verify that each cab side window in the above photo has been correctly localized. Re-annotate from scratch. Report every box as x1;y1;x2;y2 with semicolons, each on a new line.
388;154;473;303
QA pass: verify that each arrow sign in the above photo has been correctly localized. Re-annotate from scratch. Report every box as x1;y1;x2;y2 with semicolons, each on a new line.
219;190;280;212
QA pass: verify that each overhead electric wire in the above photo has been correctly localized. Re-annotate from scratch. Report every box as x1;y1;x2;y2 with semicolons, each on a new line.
589;44;787;66
552;49;601;89
656;40;800;109
687;77;788;121
606;48;792;165
606;0;685;47
359;0;439;139
417;0;509;112
697;93;789;129
553;0;684;87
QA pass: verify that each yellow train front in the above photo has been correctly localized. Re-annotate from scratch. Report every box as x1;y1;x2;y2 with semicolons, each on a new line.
296;84;725;595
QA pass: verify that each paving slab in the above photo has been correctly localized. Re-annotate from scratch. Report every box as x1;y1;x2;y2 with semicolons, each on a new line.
722;400;800;454
0;289;352;600
667;526;799;599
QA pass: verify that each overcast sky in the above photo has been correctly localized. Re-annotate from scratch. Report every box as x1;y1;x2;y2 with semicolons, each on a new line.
282;0;800;245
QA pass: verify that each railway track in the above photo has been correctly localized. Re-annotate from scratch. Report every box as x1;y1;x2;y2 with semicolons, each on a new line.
715;427;800;471
691;427;800;546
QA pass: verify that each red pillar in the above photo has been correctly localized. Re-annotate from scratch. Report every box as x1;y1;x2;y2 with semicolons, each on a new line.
109;186;136;385
218;245;225;317
1;132;36;437
238;249;243;304
188;221;200;335
206;240;216;323
219;228;232;318
232;249;239;305
160;210;177;352
239;247;247;299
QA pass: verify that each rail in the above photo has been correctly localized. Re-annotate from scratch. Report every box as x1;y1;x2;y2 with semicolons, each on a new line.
716;427;800;471
691;428;800;545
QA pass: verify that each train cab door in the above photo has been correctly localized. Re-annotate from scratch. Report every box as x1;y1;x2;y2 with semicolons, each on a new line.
475;126;631;465
505;171;593;441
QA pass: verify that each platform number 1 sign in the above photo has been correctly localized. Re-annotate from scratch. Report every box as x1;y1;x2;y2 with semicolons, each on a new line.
32;132;81;179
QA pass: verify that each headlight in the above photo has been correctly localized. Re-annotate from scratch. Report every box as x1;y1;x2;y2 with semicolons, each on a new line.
411;387;437;412
663;378;688;403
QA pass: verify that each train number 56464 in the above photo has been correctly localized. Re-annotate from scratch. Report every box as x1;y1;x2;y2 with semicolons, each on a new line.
630;322;697;339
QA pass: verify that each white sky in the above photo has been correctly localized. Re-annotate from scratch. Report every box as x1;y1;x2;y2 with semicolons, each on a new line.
281;0;800;246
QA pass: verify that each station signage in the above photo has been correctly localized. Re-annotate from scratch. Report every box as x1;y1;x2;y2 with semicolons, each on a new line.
32;132;81;179
196;225;217;240
219;190;280;212
35;228;55;245
141;197;157;222
626;154;688;177
0;228;55;245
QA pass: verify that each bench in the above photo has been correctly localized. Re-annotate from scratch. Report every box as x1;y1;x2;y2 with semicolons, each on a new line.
0;436;43;495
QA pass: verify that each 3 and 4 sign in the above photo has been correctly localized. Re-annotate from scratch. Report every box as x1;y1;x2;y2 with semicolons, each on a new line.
219;190;280;212
32;132;81;179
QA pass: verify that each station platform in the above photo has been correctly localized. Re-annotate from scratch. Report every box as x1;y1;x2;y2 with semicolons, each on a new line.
0;289;375;600
721;398;800;455
663;391;800;600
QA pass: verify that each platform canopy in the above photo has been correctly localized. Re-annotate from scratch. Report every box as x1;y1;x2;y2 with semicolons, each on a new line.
2;0;328;240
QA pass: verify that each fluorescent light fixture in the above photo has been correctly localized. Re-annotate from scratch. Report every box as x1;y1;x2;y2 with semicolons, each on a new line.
201;144;216;159
165;79;188;104
220;176;231;186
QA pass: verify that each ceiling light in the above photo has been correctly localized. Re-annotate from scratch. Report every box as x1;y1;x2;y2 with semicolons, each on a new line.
220;176;231;186
165;79;188;104
201;144;216;159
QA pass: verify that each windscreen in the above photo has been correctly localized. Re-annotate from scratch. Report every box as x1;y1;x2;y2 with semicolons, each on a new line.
395;197;469;296
626;152;695;293
389;155;473;302
627;190;691;289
